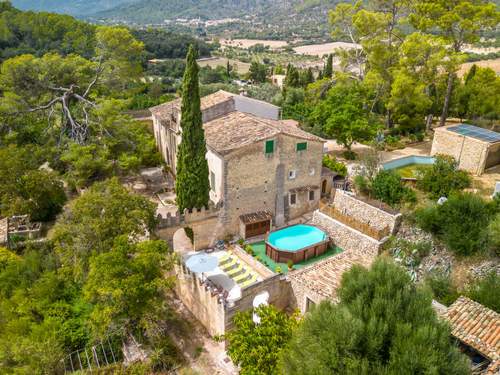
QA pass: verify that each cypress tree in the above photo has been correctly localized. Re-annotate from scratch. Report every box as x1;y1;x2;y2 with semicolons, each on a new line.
324;53;333;78
175;45;210;211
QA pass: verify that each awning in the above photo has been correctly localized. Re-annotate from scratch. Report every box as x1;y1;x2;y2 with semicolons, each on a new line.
239;210;273;225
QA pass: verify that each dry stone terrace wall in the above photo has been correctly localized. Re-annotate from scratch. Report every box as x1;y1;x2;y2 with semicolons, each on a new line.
332;190;402;235
312;210;382;256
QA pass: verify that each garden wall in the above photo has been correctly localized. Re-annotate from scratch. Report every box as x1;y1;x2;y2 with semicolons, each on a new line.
332;190;402;235
312;210;382;256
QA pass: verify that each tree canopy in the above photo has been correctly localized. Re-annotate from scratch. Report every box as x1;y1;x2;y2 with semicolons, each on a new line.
175;45;210;211
280;258;469;375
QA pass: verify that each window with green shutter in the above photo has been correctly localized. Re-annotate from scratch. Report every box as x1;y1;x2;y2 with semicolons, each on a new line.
296;142;307;151
265;139;275;154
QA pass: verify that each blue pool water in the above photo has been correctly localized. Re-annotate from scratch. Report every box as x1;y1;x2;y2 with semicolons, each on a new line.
382;155;435;170
268;224;327;252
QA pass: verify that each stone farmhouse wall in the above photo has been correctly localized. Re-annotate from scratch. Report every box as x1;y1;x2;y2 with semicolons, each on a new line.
332;190;402;234
288;276;325;313
221;134;323;234
175;263;227;336
312;210;382;256
431;127;491;175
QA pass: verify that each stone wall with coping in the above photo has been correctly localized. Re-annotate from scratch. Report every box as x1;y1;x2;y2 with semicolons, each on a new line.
332;190;402;234
312;210;382;256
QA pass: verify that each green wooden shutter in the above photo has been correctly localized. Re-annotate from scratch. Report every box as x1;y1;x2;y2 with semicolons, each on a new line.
265;140;275;154
296;142;307;151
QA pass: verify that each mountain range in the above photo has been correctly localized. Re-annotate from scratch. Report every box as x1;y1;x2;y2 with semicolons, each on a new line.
11;0;135;16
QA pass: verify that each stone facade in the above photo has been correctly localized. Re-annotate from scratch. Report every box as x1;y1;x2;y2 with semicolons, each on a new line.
431;125;500;175
220;134;323;235
312;210;383;255
332;190;402;234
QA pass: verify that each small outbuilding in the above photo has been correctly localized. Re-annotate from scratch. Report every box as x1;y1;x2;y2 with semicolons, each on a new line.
431;124;500;175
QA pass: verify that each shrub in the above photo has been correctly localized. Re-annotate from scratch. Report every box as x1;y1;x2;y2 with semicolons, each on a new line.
425;272;460;306
287;260;294;269
275;266;282;274
353;175;371;195
371;170;416;206
488;213;500;255
237;238;245;246
322;155;347;177
415;193;492;256
416;155;471;198
183;227;194;244
342;150;357;160
466;272;500;313
244;245;253;255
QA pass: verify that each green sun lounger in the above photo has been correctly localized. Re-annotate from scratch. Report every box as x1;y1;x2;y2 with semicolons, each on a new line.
226;264;243;277
233;270;251;284
240;275;258;288
221;258;237;271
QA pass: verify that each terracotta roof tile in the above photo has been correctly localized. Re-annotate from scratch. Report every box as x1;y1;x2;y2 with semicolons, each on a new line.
445;297;499;362
204;111;323;155
150;90;234;120
287;250;376;301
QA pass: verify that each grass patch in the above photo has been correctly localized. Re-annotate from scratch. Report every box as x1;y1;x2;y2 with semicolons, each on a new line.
249;241;343;274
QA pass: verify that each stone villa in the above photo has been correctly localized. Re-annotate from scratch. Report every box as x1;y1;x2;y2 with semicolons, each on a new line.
152;91;326;238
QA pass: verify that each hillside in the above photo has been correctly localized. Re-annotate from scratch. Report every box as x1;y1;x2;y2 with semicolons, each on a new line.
90;0;343;41
10;0;136;15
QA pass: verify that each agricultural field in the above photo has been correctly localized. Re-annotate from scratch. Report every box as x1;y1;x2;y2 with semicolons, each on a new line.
458;57;500;77
219;38;289;50
293;42;361;57
197;57;251;74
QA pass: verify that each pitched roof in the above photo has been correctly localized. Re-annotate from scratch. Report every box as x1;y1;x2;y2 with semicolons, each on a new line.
150;90;235;120
445;297;499;362
287;250;375;301
204;111;323;155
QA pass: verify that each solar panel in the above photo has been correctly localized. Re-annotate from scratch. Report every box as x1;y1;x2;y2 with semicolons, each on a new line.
447;124;500;143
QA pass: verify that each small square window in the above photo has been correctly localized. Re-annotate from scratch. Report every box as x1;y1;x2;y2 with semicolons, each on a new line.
296;142;307;151
265;139;275;154
289;170;296;179
309;190;315;201
290;193;297;205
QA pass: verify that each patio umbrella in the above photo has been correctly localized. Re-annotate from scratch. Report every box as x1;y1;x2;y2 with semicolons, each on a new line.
185;253;219;274
207;274;236;292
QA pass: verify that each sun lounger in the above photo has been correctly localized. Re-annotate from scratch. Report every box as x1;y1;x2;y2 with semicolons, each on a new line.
218;254;231;265
221;258;237;271
227;264;244;276
233;270;251;283
240;275;258;288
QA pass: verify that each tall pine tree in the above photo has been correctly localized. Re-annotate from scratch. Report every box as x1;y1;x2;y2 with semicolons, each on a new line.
175;45;210;211
323;54;333;79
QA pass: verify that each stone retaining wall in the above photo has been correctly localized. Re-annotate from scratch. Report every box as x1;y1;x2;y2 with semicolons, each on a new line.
332;190;402;234
312;210;382;256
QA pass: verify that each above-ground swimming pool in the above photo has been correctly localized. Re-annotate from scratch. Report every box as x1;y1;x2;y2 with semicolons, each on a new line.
266;224;329;264
382;155;435;178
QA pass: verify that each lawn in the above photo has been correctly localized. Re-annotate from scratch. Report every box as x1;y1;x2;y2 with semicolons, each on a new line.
249;241;343;274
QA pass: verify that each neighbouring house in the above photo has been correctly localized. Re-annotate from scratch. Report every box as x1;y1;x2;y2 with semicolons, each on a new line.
270;74;286;88
151;91;326;240
0;215;42;248
431;124;500;175
443;297;499;374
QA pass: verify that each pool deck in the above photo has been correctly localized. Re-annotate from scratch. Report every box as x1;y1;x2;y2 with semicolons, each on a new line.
250;241;343;274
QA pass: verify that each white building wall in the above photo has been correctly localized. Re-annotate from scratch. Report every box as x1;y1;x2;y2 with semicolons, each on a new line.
206;149;224;205
233;95;280;120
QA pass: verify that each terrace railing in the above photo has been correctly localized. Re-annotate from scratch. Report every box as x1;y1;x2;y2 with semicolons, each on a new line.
319;202;391;241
